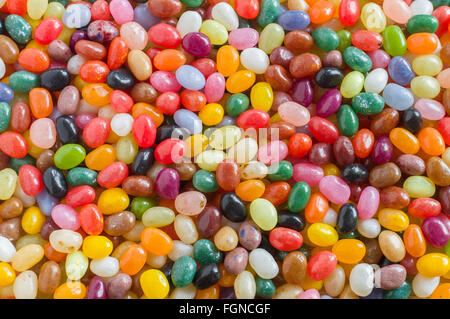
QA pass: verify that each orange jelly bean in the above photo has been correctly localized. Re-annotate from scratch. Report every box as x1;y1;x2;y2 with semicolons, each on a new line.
141;227;173;256
352;129;375;159
261;181;291;206
29;88;53;118
85;144;116;171
403;224;427;258
305;193;329;223
309;0;335;24
417;127;446;156
235;180;266;201
18;48;50;72
119;244;147;276
216;45;240;77
81;83;113;106
389;128;420;154
153;49;186;71
53;282;87;299
407;33;439;55
132;102;164;127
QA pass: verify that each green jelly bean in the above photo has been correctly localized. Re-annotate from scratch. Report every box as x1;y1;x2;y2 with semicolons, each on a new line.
226;93;249;117
299;245;310;259
351;93;385;115
337;104;359;137
50;0;68;5
255;277;276;298
10;155;35;173
383;25;407;57
239;16;251;28
9;71;40;94
131;197;156;220
0;102;11;133
5;15;32;44
257;0;280;28
267;160;293;181
180;0;202;7
406;14;439;34
171;256;197;288
312;28;339;52
383;281;412;299
337;29;351;52
287;182;311;213
193;170;219;193
339;230;359;239
53;144;86;170
343;46;372;73
67;167;98;187
65;251;88;281
445;240;450;257
193;239;223;265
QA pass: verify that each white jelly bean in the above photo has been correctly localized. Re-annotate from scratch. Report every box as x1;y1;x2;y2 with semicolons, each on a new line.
412;273;440;298
240;48;270;74
249;248;279;279
349;263;374;297
168;241;194;261
364;68;388;94
13;270;38;299
169;284;197;299
176;11;202;37
111;113;133;136
234;270;256;299
357;219;381;239
49;229;83;253
90;256;120;278
0;236;16;262
211;2;239;31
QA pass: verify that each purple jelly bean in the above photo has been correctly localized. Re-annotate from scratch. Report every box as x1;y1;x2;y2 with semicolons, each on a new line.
371;136;393;164
316;89;342;117
388;56;415;86
134;4;159;30
422;216;450;247
87;276;108;299
40;217;60;241
155;168;180;200
69;30;88;52
181;32;212;57
291;78;313;106
367;49;391;69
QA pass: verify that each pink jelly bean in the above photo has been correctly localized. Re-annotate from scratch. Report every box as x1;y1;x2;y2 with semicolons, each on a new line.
278;101;310;127
109;0;134;25
367;49;391;69
204;72;225;103
292;163;324;186
51;204;81;230
414;99;446;121
257;140;288;165
29;118;57;149
319;175;350;205
357;186;380;219
150;71;182;92
298;289;321;299
228;28;259;50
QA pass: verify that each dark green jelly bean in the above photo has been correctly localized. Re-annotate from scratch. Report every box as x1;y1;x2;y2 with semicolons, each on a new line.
193;264;220;290
131;148;154;175
257;0;280;28
406;14;439;34
299;245;310;259
337;29;351;52
429;0;443;8
171;256;197;288
50;0;68;5
276;250;289;261
0;19;4;34
5;15;32;44
383;281;411;299
39;68;71;92
239;17;251;28
161;261;173;286
193;170;219;193
56;116;78;145
220;192;247;222
255;277;276;298
67;167;98;187
312;28;339;52
130;197;156;220
351;93;385;115
337;104;359;137
180;0;202;6
339;230;360;239
43;166;68;199
341;163;369;184
226;93;249;117
193;239;223;265
314;67;344;88
343;46;372;73
277;212;305;232
10;155;35;173
401;108;422;134
0;102;11;133
337;203;358;234
383;25;407;57
267;160;293;181
8;71;40;94
287;182;311;213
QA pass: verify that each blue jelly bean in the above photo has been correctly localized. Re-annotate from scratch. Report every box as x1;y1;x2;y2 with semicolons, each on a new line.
360;288;384;299
36;189;59;216
0;83;14;103
174;109;203;135
134;5;160;30
276;10;310;31
382;83;414;111
62;3;92;28
175;65;206;91
217;115;236;128
388;56;414;86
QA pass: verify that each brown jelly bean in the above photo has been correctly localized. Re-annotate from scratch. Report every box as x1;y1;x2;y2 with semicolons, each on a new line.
309;142;333;166
284;31;314;53
121;176;154;197
148;0;182;18
268;121;295;140
0;197;23;219
170;161;197;181
395;154;426;176
281;251;307;285
107;273;132;299
216;159;240;191
36;150;55;172
196;205;222;238
75;40;107;60
380;186;410;209
269;47;294;69
10;102;31;133
289;53;321;78
104;211;136;236
426;156;450;187
369;162;401;188
38;261;62;295
264;65;293;92
0;217;21;241
370;108;400;137
130;83;158;104
440;186;450;215
333;136;355;167
362;238;383;264
0;35;19;64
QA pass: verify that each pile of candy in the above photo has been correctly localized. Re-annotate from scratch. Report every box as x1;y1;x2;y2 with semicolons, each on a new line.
0;0;449;300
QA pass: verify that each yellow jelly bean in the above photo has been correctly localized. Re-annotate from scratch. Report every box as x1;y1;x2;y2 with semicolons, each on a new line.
0;168;17;201
25;40;47;51
196;150;226;171
378;208;409;232
258;23;285;54
57;26;75;45
403;176;436;198
300;273;323;291
44;1;65;19
198;103;224;126
209;126;241;150
412;55;443;76
98;188;130;215
116;134;139;164
416;253;450;278
27;0;48;20
11;244;44;272
332;239;366;264
140;269;170;299
23;130;44;158
250;82;273;112
410;76;441;99
200;20;228;45
249;198;277;230
225;70;256;93
323;163;340;176
0;262;15;287
21;206;45;235
360;3;386;33
82;236;114;260
307;223;339;247
85;144;116;171
184;134;209;157
340;71;364;98
217;45;240;77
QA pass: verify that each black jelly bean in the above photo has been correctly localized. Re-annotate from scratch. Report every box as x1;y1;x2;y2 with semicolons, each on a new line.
106;68;135;90
401;108;422;134
193;264;220;290
220;192;247;222
43;166;68;199
39;68;71;91
131;148;154;175
337;203;358;234
56;116;78;145
341;163;369;184
314;67;344;88
277;212;305;232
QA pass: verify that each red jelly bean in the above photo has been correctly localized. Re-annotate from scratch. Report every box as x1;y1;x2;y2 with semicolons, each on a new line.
7;0;27;16
148;23;181;49
269;227;303;251
97;162;129;188
34;18;64;45
90;0;110;20
437;117;450;146
18;164;43;196
307;250;338;281
235;0;260;19
190;58;217;79
408;198;442;219
0;132;28;158
339;0;360;26
154;138;186;164
308;117;339;144
237;109;270;130
107;37;128;70
433;6;450;37
180;90;207;112
352;128;375;159
132;114;156;148
82;117;111;148
288;133;312;158
156;92;180;115
351;30;383;51
65;185;96;207
110;90;133;113
79;204;104;236
79;60;110;83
